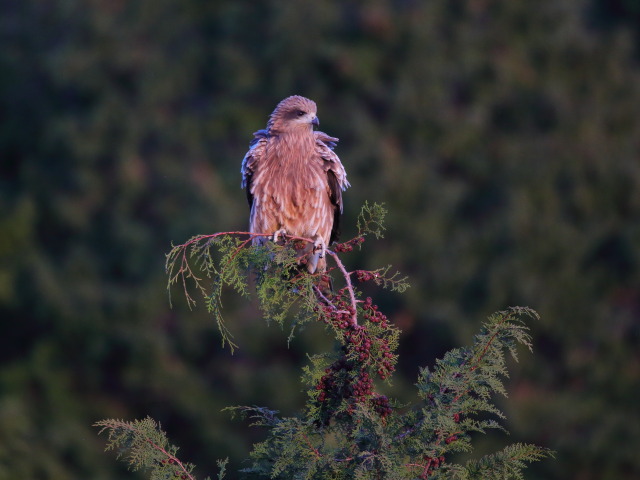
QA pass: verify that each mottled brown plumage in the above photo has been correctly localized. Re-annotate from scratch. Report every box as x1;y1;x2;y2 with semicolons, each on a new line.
241;96;350;272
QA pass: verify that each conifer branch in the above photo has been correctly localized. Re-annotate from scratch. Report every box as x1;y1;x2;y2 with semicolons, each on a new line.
98;204;552;479
325;249;359;325
94;417;212;480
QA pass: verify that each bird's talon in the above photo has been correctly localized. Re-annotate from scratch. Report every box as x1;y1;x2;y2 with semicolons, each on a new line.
273;229;287;243
313;237;326;259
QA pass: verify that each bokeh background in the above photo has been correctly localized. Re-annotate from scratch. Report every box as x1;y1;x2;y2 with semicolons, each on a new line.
2;1;639;479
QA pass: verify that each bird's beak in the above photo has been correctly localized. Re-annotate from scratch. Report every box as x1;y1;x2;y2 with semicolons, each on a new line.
311;116;320;127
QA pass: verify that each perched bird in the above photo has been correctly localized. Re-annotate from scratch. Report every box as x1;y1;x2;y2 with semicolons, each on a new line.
241;95;350;273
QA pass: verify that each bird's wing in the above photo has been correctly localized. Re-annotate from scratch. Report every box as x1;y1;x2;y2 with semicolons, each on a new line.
240;129;269;209
315;131;350;244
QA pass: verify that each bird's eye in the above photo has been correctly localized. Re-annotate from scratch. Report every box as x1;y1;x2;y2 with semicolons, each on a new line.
296;110;305;117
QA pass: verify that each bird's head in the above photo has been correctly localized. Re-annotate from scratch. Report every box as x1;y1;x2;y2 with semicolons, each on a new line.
267;95;319;134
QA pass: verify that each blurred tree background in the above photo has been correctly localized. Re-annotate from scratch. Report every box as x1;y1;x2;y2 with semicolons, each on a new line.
1;1;639;479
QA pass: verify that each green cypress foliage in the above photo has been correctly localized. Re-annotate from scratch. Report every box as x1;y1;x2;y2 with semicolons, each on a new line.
97;204;552;479
94;417;226;480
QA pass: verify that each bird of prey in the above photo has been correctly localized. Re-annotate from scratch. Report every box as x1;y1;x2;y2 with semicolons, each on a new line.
241;95;350;273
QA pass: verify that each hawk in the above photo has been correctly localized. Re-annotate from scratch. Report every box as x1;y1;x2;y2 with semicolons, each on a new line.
241;95;350;273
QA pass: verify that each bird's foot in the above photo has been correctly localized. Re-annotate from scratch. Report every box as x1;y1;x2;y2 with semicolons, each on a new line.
313;236;326;259
272;229;288;243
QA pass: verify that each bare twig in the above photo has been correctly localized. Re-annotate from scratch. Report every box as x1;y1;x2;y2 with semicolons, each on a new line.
326;249;358;326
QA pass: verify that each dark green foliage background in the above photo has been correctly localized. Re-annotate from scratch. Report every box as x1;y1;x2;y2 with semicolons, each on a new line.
1;1;638;479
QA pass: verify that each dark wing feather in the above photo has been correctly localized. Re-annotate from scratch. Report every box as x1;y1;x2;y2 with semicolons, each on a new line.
315;131;350;244
327;170;342;244
240;129;269;209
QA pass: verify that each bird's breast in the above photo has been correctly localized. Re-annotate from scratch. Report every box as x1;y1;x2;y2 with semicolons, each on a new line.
251;149;331;238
